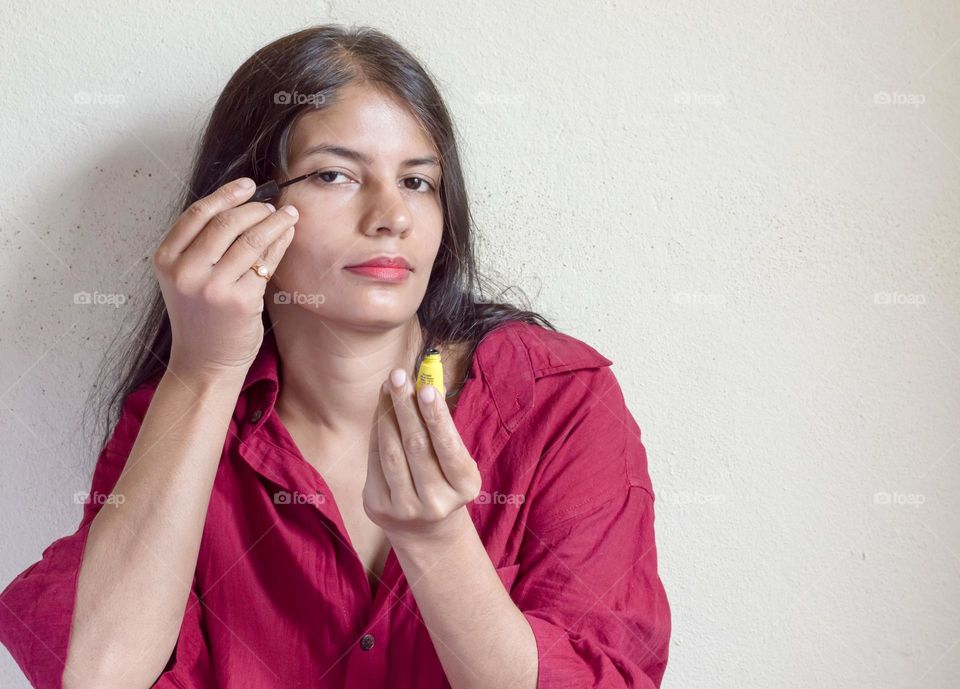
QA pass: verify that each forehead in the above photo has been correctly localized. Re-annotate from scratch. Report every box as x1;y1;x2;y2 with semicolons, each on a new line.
287;83;438;164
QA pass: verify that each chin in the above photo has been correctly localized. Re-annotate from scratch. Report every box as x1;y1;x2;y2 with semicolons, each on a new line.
327;304;417;331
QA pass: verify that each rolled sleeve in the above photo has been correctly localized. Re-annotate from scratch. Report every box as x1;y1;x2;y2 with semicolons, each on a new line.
0;525;93;689
515;368;671;688
0;384;216;689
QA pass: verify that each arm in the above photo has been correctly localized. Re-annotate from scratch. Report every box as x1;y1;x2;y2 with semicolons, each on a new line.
513;367;671;688
389;508;539;689
64;368;244;689
376;365;671;688
391;481;669;689
514;367;671;688
0;176;296;689
513;485;670;688
0;368;243;689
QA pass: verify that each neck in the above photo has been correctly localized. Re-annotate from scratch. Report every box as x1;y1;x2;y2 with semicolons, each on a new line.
269;308;426;439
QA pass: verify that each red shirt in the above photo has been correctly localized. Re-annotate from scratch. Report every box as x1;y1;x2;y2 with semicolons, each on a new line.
0;320;670;688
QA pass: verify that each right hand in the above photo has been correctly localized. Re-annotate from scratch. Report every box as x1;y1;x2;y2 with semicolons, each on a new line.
152;177;298;380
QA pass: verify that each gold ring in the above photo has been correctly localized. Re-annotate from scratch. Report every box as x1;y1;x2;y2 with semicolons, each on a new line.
250;261;273;280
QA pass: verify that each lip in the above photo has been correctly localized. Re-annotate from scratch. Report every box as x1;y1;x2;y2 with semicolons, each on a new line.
344;255;413;270
343;264;412;283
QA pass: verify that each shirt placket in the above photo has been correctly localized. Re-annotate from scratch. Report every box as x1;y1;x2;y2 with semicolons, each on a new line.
236;406;412;685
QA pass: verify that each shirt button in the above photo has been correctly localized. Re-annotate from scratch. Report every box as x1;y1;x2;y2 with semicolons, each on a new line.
249;409;263;423
359;633;375;651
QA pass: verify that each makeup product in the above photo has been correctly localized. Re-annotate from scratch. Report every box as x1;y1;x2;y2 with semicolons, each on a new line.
248;169;323;204
415;348;446;397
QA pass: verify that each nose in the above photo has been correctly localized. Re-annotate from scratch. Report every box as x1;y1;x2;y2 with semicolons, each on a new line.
361;175;410;237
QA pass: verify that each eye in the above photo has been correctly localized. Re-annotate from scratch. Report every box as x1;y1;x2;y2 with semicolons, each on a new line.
402;176;435;193
311;170;354;185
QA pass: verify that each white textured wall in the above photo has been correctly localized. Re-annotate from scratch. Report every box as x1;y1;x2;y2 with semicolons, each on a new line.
2;2;959;687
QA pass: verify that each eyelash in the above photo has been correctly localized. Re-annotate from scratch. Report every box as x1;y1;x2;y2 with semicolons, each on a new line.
311;170;436;193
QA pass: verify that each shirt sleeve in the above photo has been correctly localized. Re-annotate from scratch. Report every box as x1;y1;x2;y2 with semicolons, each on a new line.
0;383;217;689
514;366;671;689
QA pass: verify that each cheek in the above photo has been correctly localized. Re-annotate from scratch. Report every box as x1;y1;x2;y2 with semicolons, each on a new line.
279;198;352;269
410;197;444;243
277;185;351;232
283;230;340;276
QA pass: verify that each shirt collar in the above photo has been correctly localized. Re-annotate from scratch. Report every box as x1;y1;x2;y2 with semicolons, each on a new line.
237;320;613;435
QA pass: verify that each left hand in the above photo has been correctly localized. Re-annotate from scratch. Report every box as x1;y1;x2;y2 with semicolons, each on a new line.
363;368;483;544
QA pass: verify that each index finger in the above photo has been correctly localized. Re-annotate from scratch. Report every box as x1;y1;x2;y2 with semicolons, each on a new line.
160;177;256;255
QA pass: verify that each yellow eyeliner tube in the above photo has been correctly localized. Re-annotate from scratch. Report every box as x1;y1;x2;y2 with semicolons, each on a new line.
415;347;446;397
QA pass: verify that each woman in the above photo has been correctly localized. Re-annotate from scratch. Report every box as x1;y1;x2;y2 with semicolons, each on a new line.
0;24;670;689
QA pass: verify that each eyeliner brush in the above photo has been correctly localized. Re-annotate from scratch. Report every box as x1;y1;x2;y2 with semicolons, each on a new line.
248;170;321;204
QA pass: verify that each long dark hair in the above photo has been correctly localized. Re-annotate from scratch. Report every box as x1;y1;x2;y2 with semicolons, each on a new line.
84;23;556;460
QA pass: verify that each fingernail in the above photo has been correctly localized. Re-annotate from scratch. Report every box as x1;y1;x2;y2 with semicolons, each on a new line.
282;205;298;217
237;177;255;189
391;369;406;388
264;203;276;213
419;384;436;404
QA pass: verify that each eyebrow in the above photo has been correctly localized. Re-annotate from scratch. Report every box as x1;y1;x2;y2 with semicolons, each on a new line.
298;143;441;169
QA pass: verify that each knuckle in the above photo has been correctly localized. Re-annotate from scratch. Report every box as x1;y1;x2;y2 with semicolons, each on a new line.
361;493;384;520
422;499;447;521
403;431;432;456
433;432;460;455
199;280;223;303
185;198;211;220
151;248;170;272
466;474;483;499
454;467;481;498
171;269;195;295
395;501;419;521
379;448;405;471
237;229;265;253
207;211;232;234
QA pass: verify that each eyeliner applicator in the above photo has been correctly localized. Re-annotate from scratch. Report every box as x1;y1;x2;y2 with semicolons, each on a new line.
247;170;322;204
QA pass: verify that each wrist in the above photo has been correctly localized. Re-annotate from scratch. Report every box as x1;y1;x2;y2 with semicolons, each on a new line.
385;506;474;554
166;355;251;390
162;361;249;402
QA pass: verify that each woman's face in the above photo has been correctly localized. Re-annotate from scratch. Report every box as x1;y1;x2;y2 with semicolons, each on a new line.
266;82;444;332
